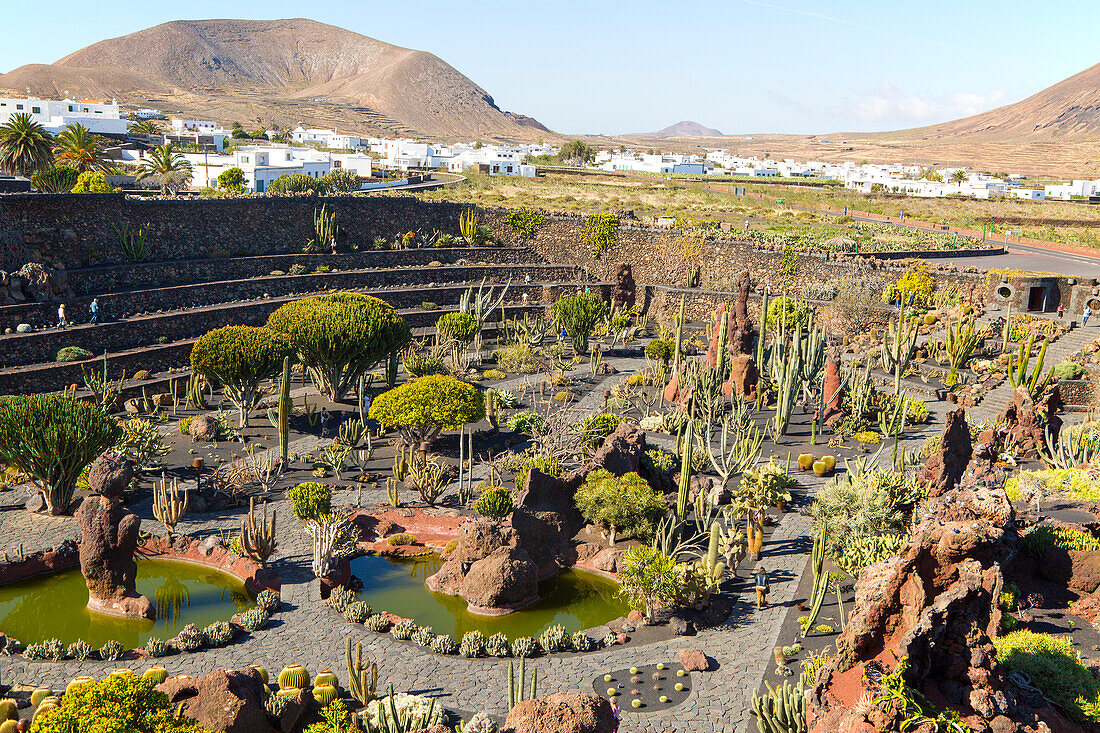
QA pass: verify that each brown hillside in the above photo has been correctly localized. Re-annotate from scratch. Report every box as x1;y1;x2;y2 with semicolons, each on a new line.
0;18;552;141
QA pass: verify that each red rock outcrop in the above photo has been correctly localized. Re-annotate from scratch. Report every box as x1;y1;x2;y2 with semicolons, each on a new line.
591;420;646;476
1000;385;1062;456
821;352;845;425
723;354;759;400
919;407;973;497
501;693;615;733
76;453;154;619
729;270;755;355
158;667;307;733
427;520;539;613
808;486;1072;732
612;263;635;311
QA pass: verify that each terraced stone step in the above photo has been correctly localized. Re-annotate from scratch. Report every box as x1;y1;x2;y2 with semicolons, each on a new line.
1;263;578;330
0;305;535;396
55;246;542;297
0;282;553;371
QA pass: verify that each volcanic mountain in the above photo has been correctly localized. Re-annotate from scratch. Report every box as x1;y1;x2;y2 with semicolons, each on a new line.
0;18;553;141
646;121;723;136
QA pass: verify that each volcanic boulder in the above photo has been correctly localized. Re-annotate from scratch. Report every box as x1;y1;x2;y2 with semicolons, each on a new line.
919;407;973;497
1000;385;1062;456
501;693;615;733
158;667;307;733
76;453;154;619
612;263;636;311
427;520;540;612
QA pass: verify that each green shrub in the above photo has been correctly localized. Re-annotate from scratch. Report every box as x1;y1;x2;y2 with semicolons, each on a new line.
811;467;922;565
436;312;479;343
0;395;120;515
506;410;545;434
288;482;332;522
1006;468;1100;502
268;172;328;195
474;486;513;521
765;297;813;332
551;292;608;355
576;413;623;449
504;208;544;239
118;416;170;469
894;268;935;307
288;264;308;276
29;674;209;732
617;545;680;620
386;533;417;546
1054;362;1088;381
492;344;541;373
369;374;485;446
55;346;94;362
178;417;193;435
835;534;906;575
190;326;293;427
71;170;111;193
31;165;79;193
1024;525;1100;556
267;292;411;400
402;351;447;378
994;630;1100;723
644;339;675;367
483;369;506;380
574;469;664;543
421;301;439;311
216;167;245;193
514;453;560;492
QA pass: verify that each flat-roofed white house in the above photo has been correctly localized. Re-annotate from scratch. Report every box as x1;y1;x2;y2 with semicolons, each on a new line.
290;126;362;150
0;96;128;135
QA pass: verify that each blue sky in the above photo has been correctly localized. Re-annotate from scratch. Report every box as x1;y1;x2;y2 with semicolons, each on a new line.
1;0;1097;135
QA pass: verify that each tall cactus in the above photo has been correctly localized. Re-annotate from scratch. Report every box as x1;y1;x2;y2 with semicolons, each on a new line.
879;315;918;395
677;418;694;522
277;357;291;463
152;473;188;538
1008;333;1052;399
770;323;804;436
750;680;806;733
672;294;686;378
346;637;378;706
507;658;537;710
241;497;276;565
715;304;730;376
944;315;978;378
802;526;827;638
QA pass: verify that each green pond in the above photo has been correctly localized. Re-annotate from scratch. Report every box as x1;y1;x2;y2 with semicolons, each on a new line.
350;554;631;640
0;559;254;648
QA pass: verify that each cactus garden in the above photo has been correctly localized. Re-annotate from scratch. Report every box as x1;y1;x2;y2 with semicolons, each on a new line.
1;197;1100;733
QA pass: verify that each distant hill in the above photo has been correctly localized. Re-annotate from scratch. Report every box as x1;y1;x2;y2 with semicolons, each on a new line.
644;121;723;137
0;18;553;142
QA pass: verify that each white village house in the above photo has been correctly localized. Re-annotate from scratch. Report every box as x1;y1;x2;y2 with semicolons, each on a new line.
0;96;128;135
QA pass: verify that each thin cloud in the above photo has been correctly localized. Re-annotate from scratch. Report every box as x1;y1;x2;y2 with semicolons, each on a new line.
738;0;958;50
828;83;1009;125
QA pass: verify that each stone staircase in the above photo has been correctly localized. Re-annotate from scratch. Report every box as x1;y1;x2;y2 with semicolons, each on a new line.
964;319;1095;425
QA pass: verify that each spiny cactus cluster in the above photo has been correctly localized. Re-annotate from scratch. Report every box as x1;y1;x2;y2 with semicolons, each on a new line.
203;622;234;648
391;619;417;640
238;607;271;631
343;601;371;624
486;632;511;657
539;624;569;653
460;631;487;658
144;637;168;658
255;590;280;614
364;614;390;633
431;634;458;655
175;623;205;652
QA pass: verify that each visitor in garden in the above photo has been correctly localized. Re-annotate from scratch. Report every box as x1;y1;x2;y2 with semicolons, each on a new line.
1058;304;1064;320
524;273;531;284
1085;305;1093;327
329;236;337;254
754;565;769;609
320;407;330;438
609;699;621;732
56;303;67;328
89;298;99;324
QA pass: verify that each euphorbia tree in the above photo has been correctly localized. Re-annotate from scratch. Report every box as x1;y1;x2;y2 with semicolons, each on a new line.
574;469;664;546
0;394;120;515
731;460;795;560
266;292;411;401
551;292;608;355
369;374;485;448
190;325;293;426
617;544;680;623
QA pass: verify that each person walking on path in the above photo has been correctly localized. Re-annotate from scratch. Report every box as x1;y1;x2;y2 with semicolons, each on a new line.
319;407;330;439
89;298;99;324
1085;305;1092;327
1058;304;1064;320
56;303;67;329
609;700;621;732
754;565;770;609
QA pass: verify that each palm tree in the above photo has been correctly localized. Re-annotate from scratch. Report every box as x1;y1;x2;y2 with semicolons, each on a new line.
53;123;108;172
949;169;968;186
136;143;193;194
127;119;164;136
0;113;53;178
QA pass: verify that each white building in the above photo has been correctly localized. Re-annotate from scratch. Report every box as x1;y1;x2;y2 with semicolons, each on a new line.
132;108;162;119
182;145;376;192
1012;189;1045;200
290;126;362;151
171;119;218;133
1045;180;1100;200
0;96;127;135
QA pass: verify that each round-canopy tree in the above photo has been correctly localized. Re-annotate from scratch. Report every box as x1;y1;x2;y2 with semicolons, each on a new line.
574;469;665;546
0;395;120;515
552;292;608;355
617;544;680;623
217;167;246;193
436;311;479;366
267;292;411;401
369;374;485;447
190;326;294;426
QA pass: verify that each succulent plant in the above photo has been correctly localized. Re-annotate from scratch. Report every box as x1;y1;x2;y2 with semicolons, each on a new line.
312;684;338;706
66;640;92;661
511;636;536;658
143;638;169;658
391;619;417;640
411;626;435;647
539;624;569;653
238;607;271;631
328;586;358;613
315;670;338;688
278;664;310;690
175;623;205;652
0;699;16;722
364;614;390;633
570;631;595;652
263;689;288;720
99;638;123;660
30;688;52;706
460;631;487;658
254;590;280;614
486;632;511;657
203;621;234;647
143;666;169;684
603;631;618;648
343;601;371;624
431;634;458;655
